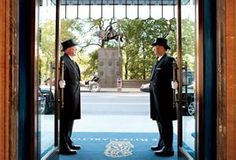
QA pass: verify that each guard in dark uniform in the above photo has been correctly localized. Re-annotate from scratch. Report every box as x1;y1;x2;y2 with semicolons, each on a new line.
59;38;81;155
149;38;176;157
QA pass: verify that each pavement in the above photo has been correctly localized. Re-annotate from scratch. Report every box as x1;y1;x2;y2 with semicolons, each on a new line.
77;87;155;133
81;87;141;93
76;88;193;149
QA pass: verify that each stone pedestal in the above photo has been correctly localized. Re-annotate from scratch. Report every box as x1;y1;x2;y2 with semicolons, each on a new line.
98;48;122;88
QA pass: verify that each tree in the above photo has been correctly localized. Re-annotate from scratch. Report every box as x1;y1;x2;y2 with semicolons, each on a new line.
81;50;98;80
39;18;195;82
181;19;195;71
119;18;178;80
39;19;82;83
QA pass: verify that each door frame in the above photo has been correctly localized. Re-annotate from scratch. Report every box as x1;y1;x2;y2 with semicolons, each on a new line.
35;0;207;159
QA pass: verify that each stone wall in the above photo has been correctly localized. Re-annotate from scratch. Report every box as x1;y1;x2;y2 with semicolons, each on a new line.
122;80;149;88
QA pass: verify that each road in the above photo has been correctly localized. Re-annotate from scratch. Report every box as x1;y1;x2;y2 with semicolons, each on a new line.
81;92;150;115
74;91;158;133
79;91;193;149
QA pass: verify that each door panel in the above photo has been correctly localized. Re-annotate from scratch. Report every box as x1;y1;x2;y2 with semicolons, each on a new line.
177;0;197;159
37;0;59;159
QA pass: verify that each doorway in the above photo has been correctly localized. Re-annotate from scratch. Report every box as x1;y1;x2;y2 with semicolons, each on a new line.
36;0;199;159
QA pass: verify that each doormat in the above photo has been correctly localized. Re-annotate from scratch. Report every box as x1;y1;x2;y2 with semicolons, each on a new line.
59;132;183;160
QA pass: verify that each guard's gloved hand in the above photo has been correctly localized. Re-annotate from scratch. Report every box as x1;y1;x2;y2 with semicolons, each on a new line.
171;81;178;90
59;80;66;88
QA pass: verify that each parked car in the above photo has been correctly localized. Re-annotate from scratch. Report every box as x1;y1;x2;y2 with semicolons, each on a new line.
83;74;101;92
140;83;195;116
180;84;195;116
140;70;194;92
140;83;150;92
38;90;46;113
38;85;55;114
182;70;194;86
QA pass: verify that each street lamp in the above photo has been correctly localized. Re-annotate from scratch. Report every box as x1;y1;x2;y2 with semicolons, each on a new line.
116;20;122;91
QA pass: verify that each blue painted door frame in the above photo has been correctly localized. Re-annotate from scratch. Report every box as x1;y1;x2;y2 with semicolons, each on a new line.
19;0;37;159
203;0;216;159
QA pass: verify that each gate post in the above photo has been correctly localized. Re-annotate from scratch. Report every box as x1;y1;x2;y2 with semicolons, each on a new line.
117;77;122;92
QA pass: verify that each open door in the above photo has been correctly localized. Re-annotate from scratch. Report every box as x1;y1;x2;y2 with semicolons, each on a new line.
37;0;60;159
176;0;197;159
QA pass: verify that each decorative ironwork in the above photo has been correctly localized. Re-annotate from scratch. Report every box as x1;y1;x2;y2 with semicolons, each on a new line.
45;0;191;19
50;0;190;5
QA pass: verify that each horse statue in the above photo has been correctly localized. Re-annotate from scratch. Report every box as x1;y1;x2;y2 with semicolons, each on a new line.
96;24;123;42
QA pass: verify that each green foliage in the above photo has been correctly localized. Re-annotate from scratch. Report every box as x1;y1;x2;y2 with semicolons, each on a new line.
39;19;82;83
181;19;196;71
60;19;82;41
119;18;178;80
39;18;195;82
39;20;56;84
81;50;98;80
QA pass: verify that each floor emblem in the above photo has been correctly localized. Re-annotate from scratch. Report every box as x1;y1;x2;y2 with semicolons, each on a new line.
104;140;134;158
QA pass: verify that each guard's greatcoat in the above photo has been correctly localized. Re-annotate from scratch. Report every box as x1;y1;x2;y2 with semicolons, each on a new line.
60;54;81;120
150;54;176;122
